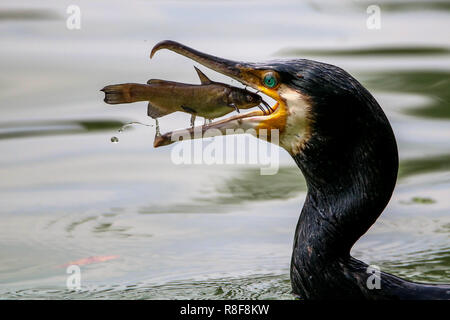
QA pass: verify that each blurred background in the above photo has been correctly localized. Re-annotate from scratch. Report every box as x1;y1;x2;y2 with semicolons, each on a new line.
0;0;449;299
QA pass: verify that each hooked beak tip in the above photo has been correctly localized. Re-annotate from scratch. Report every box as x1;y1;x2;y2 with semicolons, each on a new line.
150;40;178;59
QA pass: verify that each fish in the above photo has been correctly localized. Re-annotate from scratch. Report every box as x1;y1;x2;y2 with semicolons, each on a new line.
101;67;267;119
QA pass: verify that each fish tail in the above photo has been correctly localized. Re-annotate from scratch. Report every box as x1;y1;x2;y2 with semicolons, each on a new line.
101;83;150;105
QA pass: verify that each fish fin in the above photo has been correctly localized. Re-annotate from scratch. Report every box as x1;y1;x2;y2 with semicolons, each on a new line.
147;102;172;119
194;66;213;85
147;79;191;88
147;79;167;85
181;105;197;114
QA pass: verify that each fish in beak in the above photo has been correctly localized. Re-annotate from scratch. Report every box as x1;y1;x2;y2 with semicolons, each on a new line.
150;40;291;150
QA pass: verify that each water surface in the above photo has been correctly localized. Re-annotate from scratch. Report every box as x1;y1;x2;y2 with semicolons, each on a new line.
0;0;449;299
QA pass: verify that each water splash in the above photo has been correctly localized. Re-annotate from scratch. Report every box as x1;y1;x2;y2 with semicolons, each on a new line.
110;121;155;143
118;121;153;133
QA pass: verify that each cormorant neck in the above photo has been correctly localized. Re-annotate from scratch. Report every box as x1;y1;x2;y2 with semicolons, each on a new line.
289;111;398;298
291;120;398;298
292;123;398;257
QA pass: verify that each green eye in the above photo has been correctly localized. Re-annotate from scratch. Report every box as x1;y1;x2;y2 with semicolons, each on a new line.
263;73;277;88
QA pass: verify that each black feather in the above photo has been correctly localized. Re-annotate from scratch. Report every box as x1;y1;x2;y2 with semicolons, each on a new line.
254;59;450;299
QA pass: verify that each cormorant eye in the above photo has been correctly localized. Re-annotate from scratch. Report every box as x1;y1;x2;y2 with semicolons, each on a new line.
263;73;277;88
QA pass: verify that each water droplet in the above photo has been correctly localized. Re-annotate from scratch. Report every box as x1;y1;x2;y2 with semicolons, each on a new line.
110;136;119;143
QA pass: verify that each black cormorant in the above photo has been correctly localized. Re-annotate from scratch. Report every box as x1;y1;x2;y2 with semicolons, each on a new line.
150;41;450;300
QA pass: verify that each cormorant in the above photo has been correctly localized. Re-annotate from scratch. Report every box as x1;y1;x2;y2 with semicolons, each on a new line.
150;41;450;300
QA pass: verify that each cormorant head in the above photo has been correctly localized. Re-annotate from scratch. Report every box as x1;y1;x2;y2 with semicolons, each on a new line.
151;41;397;186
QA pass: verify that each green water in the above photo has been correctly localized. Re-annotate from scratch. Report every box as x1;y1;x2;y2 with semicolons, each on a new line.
0;0;449;299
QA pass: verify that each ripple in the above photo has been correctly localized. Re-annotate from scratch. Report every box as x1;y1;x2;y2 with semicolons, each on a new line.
0;273;294;300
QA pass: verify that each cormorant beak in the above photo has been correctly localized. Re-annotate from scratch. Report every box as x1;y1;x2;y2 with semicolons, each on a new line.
150;40;287;148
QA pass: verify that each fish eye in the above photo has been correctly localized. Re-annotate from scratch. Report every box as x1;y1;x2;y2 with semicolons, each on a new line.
246;94;254;101
263;72;277;88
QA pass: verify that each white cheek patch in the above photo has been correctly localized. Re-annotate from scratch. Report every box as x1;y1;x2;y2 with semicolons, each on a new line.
279;86;312;155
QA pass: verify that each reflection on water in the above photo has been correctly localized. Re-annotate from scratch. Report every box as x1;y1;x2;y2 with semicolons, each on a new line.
0;9;59;21
0;119;125;140
208;167;306;205
0;0;449;299
139;167;305;213
363;71;450;119
399;154;450;178
363;1;450;12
